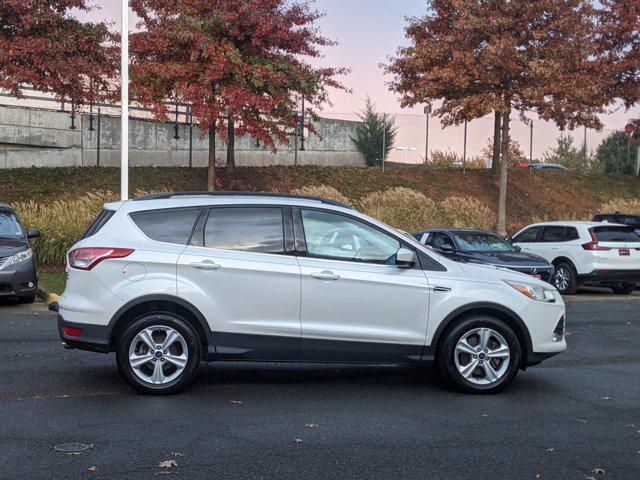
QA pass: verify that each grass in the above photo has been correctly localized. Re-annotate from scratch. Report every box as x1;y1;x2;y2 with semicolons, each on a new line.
39;273;66;295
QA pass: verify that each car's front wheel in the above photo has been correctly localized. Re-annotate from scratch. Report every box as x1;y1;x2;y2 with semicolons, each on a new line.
552;261;579;295
610;283;636;295
438;316;522;394
116;314;202;395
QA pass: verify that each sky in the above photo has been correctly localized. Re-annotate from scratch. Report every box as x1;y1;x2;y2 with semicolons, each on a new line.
67;0;640;162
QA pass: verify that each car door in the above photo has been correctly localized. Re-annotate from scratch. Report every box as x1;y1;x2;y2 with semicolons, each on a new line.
512;225;543;256
535;226;568;261
294;208;430;363
177;206;301;360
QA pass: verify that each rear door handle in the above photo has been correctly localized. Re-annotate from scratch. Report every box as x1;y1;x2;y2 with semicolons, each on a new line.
191;260;221;271
311;271;340;281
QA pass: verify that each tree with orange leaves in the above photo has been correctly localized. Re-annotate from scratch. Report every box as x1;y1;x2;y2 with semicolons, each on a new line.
130;0;346;190
386;0;608;235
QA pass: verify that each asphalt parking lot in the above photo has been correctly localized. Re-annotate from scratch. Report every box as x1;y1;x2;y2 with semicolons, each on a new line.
1;290;639;480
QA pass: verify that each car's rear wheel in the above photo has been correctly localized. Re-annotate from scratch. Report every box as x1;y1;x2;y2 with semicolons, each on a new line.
610;283;636;295
116;314;201;395
438;316;522;394
552;261;579;295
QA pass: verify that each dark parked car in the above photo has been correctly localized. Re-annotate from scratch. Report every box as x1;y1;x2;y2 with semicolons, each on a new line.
414;228;554;283
593;213;640;234
0;203;40;303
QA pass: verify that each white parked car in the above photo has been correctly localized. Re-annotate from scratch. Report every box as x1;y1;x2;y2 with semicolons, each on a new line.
511;221;640;295
58;192;566;395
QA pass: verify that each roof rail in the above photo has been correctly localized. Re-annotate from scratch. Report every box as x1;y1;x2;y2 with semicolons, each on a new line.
133;191;352;209
0;202;14;211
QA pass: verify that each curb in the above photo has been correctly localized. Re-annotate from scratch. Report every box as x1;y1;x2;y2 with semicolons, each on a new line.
36;286;60;306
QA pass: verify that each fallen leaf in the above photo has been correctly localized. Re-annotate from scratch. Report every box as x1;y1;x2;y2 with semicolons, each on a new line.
601;396;611;401
170;452;183;457
546;448;555;453
592;467;606;475
87;467;97;472
535;475;542;479
294;438;304;443
305;423;319;429
158;460;178;468
230;400;242;405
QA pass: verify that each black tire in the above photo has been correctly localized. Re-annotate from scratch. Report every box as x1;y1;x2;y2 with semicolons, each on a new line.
552;261;579;295
438;315;522;394
116;313;202;395
610;283;636;295
18;295;36;304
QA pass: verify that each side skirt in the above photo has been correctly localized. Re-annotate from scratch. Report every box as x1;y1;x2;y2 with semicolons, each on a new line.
207;332;435;365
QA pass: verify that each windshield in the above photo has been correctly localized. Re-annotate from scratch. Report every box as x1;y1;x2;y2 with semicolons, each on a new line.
0;211;25;240
454;232;514;252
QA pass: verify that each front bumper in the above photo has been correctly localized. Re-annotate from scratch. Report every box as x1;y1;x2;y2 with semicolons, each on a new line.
0;258;37;298
57;314;110;353
578;269;640;284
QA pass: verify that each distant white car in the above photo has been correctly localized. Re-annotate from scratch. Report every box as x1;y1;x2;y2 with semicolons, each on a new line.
511;221;640;295
58;192;566;395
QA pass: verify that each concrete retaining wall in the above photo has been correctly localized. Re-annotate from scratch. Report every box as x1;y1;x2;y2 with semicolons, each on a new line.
0;104;365;168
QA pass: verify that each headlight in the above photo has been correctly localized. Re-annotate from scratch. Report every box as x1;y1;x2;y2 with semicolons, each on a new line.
9;248;33;266
506;281;556;303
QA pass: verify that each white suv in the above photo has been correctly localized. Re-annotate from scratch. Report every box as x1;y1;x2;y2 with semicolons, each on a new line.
58;192;566;395
512;221;640;295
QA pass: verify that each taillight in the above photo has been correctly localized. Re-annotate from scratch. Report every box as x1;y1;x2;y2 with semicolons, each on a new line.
68;247;134;270
62;326;83;337
582;230;611;251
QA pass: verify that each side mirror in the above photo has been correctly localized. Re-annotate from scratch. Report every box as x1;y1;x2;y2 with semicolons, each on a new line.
513;245;522;252
27;227;40;239
439;244;456;253
396;247;417;269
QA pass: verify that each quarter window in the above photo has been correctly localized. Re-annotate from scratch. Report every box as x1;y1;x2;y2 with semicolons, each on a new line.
300;209;401;264
131;208;200;245
204;207;284;254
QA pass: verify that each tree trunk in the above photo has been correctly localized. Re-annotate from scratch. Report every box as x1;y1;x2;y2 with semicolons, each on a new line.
497;108;511;236
207;123;216;191
491;110;501;176
226;111;235;170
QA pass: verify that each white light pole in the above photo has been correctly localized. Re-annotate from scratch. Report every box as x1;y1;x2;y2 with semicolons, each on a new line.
120;0;129;200
396;146;417;164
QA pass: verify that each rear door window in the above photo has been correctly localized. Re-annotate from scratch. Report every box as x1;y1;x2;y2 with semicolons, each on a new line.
591;226;640;243
130;208;201;245
204;207;285;254
540;226;567;242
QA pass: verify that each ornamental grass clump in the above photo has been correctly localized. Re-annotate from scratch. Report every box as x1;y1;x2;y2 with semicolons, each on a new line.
357;187;437;233
291;185;352;206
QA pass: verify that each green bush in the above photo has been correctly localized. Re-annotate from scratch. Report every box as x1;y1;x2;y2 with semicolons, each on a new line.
595;131;636;175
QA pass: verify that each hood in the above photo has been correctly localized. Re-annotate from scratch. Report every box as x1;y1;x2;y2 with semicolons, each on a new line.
457;261;554;289
0;239;28;258
448;250;552;269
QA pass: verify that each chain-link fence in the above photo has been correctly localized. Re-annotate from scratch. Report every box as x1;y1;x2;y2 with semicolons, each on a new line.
1;90;637;174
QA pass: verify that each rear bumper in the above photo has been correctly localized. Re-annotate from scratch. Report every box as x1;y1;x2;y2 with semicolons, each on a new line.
578;269;640;284
0;259;37;298
57;314;110;353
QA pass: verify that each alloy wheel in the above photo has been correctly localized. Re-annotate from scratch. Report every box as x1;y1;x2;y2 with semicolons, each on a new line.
454;328;511;385
128;325;189;385
553;266;570;292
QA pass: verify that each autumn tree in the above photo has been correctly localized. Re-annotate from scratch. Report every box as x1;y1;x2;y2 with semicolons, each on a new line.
597;0;640;108
0;0;117;103
130;0;346;190
386;0;607;235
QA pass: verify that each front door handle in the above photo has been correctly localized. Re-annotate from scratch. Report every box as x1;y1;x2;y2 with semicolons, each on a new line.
191;260;221;271
311;271;340;281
